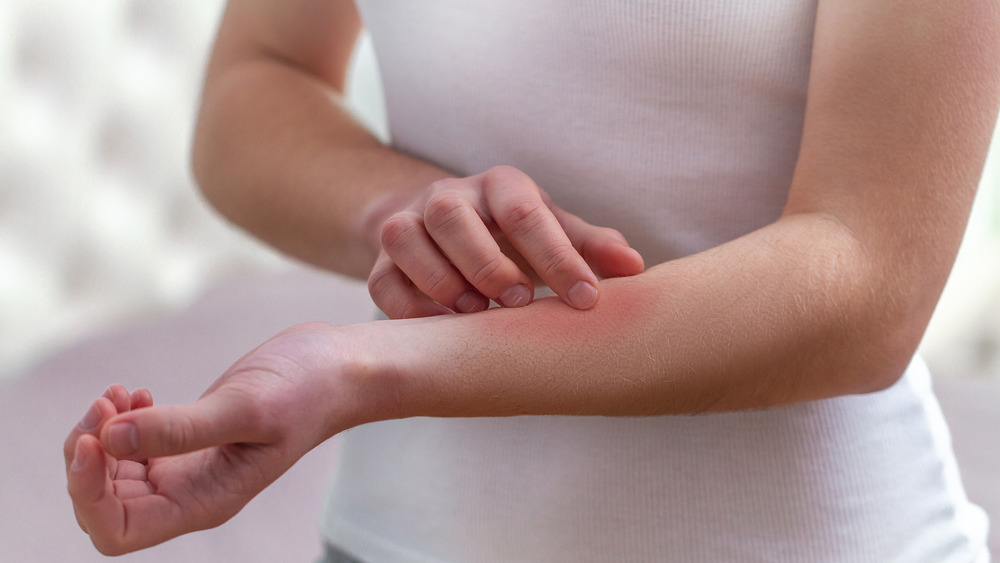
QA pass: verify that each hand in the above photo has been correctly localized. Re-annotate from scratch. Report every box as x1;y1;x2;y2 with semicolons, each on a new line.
64;323;353;555
367;165;644;318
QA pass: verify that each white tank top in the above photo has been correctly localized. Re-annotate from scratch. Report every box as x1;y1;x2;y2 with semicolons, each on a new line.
322;2;989;560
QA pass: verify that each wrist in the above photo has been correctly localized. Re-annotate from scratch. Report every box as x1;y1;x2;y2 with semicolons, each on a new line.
315;320;412;438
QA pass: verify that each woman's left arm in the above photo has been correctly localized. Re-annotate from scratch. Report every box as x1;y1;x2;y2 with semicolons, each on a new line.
344;0;1000;417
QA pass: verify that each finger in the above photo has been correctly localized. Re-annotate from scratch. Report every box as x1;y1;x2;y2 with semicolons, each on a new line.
105;385;132;413
368;252;456;319
99;393;273;460
130;388;153;410
555;210;645;278
64;397;118;472
482;169;600;309
379;210;490;314
68;435;125;549
423;190;534;308
113;479;156;500
112;459;148;481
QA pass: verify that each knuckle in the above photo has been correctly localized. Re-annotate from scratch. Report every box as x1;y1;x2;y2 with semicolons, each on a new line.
468;255;507;289
501;198;548;234
367;263;397;300
367;269;411;319
379;213;420;251
427;177;460;193
484;164;525;186
424;192;470;233
161;415;193;453
537;244;581;280
421;265;455;297
482;165;528;198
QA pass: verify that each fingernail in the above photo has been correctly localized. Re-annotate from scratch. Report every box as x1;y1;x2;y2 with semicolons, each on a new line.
499;284;531;308
79;402;101;431
107;422;139;456
71;440;88;471
567;281;598;309
455;291;487;314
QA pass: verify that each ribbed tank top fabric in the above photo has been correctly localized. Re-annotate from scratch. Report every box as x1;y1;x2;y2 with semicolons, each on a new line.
321;2;989;561
322;358;987;561
355;0;816;265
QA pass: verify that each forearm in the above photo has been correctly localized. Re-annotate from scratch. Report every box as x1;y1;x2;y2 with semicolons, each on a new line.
340;212;928;426
192;57;451;278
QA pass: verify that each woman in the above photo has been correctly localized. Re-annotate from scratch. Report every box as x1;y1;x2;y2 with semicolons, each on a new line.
66;1;998;560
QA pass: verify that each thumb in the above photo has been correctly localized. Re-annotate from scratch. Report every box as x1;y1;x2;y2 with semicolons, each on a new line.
555;209;645;279
99;393;269;460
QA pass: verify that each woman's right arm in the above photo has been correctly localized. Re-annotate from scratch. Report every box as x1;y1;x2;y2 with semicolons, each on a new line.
192;0;643;316
192;0;450;279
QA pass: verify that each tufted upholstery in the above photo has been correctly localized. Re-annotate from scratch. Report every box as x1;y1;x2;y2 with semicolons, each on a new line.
0;1;386;381
1;0;266;378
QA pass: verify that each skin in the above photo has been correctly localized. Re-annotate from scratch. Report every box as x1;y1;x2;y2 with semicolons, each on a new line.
65;0;1000;555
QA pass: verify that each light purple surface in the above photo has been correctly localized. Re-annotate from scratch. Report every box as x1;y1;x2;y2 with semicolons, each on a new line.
934;378;1000;556
1;267;996;560
0;267;372;562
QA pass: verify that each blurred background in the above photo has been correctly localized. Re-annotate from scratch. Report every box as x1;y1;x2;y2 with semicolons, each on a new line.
0;0;388;384
0;1;997;561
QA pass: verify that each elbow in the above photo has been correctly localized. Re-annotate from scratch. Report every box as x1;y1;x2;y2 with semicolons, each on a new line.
791;218;939;398
831;276;939;397
853;347;912;395
850;256;946;395
794;305;926;401
853;318;928;394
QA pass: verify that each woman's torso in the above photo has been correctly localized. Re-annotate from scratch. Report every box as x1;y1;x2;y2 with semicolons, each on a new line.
322;2;989;560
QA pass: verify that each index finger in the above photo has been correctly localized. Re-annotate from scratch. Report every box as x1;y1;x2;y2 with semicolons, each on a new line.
481;167;600;309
